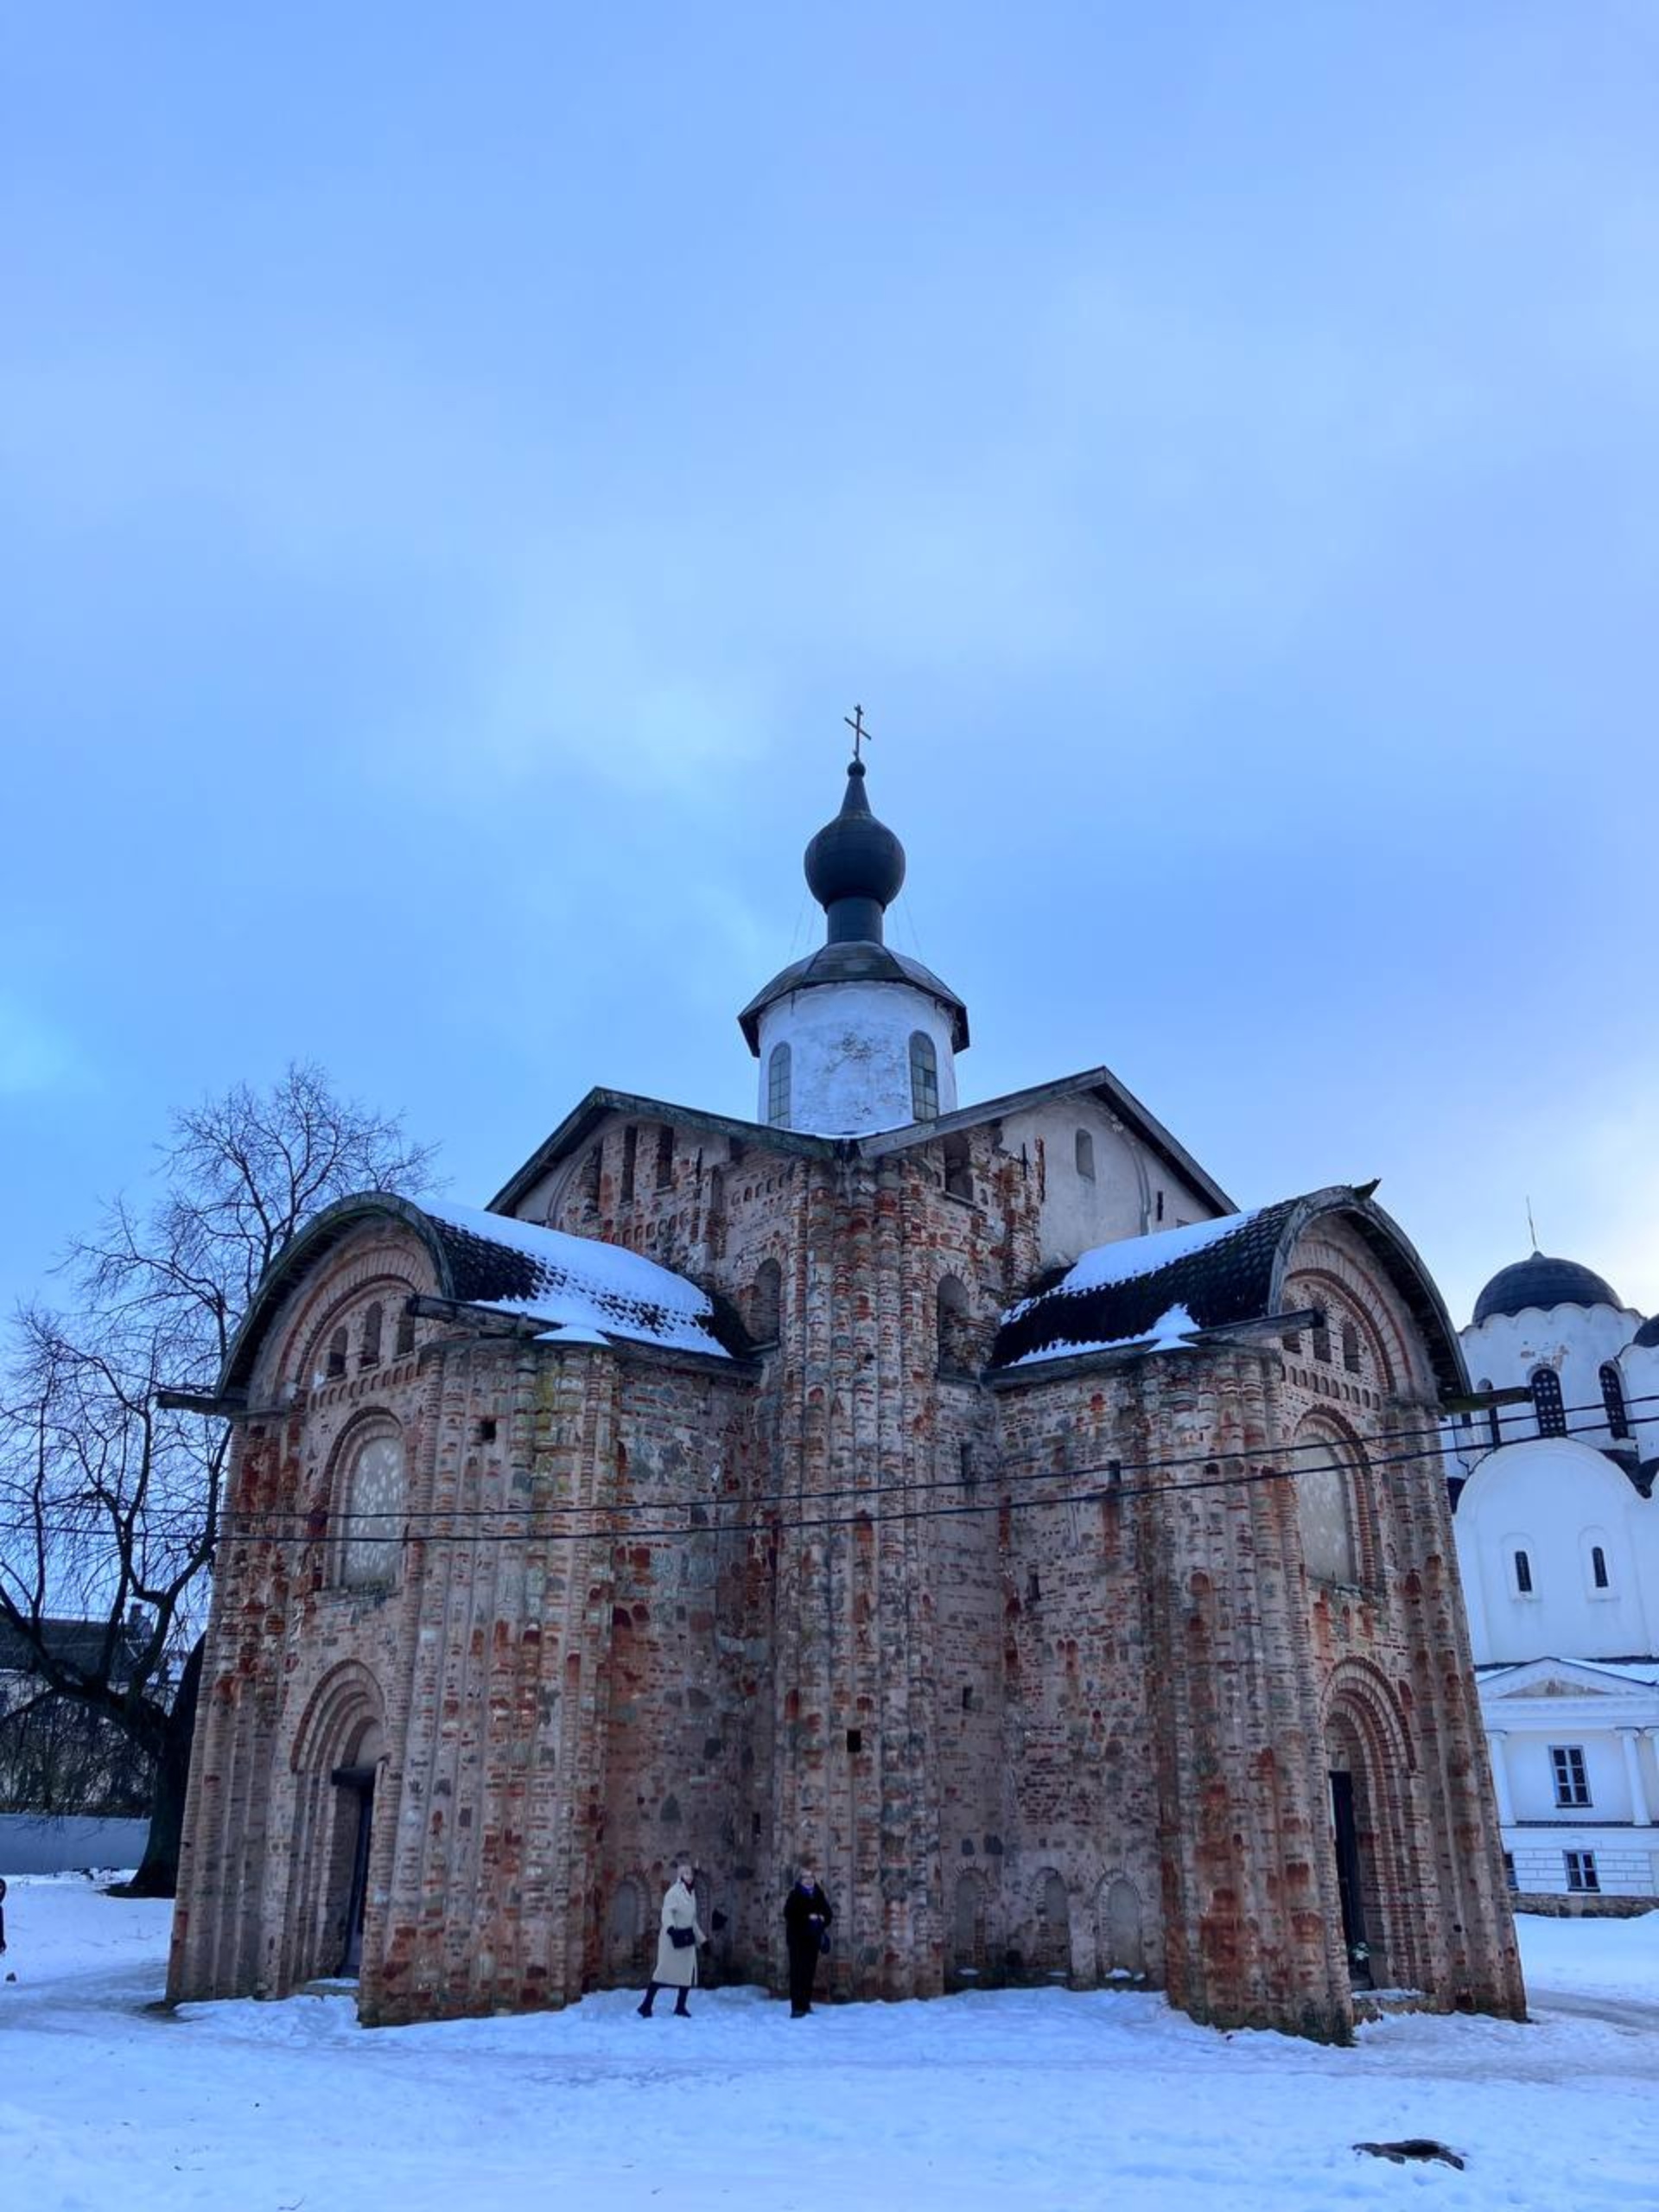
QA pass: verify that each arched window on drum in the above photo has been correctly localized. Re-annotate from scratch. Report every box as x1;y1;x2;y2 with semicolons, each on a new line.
1600;1363;1630;1441
1530;1366;1566;1439
766;1043;791;1128
909;1031;939;1122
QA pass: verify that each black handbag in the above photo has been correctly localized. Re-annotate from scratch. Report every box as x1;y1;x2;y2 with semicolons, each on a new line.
819;1930;831;1955
669;1924;696;1949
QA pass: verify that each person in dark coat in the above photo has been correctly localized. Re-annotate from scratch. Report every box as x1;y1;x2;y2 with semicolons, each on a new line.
783;1864;833;2017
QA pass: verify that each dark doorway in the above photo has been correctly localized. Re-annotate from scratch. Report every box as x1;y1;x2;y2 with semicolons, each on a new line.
331;1763;376;1977
1329;1770;1374;1988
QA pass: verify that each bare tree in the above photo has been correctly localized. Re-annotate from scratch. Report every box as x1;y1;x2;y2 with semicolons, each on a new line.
0;1064;438;1894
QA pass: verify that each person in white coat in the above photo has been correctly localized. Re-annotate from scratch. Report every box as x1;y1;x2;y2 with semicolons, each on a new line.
638;1861;705;2018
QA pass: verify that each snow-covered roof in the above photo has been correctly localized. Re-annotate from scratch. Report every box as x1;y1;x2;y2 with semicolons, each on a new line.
990;1187;1466;1394
421;1201;732;1359
1002;1302;1202;1370
993;1203;1286;1371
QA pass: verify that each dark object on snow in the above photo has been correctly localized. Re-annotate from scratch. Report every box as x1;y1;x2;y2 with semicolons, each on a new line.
1355;2140;1465;2170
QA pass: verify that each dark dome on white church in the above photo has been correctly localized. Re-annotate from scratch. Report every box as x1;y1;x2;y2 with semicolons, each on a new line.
804;757;906;929
1471;1251;1623;1326
1632;1312;1659;1350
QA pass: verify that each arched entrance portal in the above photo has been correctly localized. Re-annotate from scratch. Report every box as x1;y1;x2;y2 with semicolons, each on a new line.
1322;1668;1427;1998
284;1665;386;1989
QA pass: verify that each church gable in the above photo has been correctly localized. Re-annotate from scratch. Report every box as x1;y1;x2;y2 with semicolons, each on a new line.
1484;1657;1656;1700
491;1086;831;1222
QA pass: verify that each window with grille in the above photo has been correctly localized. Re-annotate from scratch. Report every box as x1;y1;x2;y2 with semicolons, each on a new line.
910;1032;938;1121
1600;1363;1630;1440
1550;1745;1591;1808
1564;1850;1599;1894
1531;1366;1566;1438
766;1044;791;1127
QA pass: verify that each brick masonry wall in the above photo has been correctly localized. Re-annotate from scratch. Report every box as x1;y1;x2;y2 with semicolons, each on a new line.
169;1122;1523;2040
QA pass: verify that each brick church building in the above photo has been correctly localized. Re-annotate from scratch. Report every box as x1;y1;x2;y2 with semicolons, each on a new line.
168;754;1524;2040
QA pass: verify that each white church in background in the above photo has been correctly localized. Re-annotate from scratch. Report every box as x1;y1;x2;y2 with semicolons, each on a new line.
1450;1251;1659;1904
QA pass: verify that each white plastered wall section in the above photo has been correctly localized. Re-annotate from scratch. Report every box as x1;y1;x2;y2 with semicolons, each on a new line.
1618;1338;1659;1470
1454;1437;1657;1665
756;979;958;1136
997;1100;1219;1266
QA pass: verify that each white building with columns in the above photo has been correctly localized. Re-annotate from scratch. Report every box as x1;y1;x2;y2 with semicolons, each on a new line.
1450;1252;1659;1905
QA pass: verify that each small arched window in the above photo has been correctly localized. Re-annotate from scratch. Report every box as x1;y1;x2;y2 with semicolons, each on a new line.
910;1032;938;1121
655;1124;675;1189
1311;1310;1332;1364
1075;1129;1096;1181
767;1043;791;1128
1514;1548;1534;1595
394;1305;416;1358
751;1256;783;1343
360;1303;383;1370
1592;1544;1610;1591
326;1326;348;1381
937;1274;972;1374
1531;1366;1567;1438
1341;1321;1361;1376
1600;1363;1630;1440
943;1134;973;1201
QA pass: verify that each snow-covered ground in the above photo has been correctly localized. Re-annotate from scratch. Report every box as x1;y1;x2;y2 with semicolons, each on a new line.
7;1878;1658;2211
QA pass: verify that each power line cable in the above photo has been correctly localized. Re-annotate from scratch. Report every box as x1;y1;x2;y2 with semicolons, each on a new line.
8;1399;1643;1555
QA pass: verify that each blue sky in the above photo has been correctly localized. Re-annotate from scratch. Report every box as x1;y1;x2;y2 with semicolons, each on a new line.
3;2;1656;1332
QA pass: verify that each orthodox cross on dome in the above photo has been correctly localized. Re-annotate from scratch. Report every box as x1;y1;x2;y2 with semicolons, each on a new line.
843;702;874;764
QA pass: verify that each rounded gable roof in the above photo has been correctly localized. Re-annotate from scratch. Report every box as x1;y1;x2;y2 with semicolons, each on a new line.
1471;1252;1623;1327
219;1194;741;1396
991;1185;1466;1396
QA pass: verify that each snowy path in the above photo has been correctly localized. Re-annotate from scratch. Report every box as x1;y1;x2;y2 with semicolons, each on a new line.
6;1879;1659;2212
